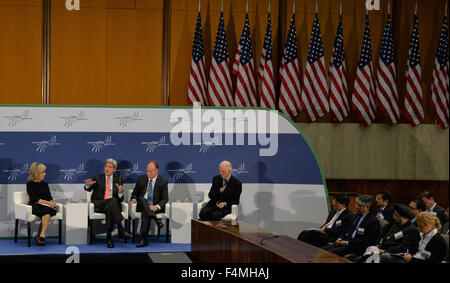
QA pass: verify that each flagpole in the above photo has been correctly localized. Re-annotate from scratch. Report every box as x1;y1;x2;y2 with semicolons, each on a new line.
415;1;417;15
388;0;390;14
246;0;248;13
340;1;342;16
221;0;223;13
268;0;271;13
316;1;318;14
199;0;200;13
293;1;295;15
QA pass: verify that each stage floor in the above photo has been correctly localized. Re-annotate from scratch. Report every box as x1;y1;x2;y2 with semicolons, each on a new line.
0;237;190;257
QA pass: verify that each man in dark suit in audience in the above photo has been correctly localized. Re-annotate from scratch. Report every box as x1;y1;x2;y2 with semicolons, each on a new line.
418;191;446;226
408;198;426;226
322;195;380;257
355;203;420;263
129;160;169;248
199;161;242;221
84;158;131;248
297;194;356;247
375;190;394;225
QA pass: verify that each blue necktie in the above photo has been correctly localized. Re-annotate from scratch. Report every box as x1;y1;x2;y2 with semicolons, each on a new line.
223;178;228;186
348;215;362;240
147;179;153;205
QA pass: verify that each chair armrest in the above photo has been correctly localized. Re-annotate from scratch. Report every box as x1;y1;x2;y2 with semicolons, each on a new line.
130;203;137;218
197;201;208;218
165;203;171;218
89;203;95;218
121;202;129;217
231;204;238;219
15;203;32;221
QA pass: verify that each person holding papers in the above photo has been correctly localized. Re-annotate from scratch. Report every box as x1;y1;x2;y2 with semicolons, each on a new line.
26;162;57;246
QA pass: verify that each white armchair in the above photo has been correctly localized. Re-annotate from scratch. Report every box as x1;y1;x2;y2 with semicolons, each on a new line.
197;191;238;221
14;191;63;247
86;191;129;244
128;189;171;243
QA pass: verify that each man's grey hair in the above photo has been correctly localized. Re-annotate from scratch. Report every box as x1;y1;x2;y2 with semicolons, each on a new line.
105;158;117;169
220;161;232;170
357;195;373;207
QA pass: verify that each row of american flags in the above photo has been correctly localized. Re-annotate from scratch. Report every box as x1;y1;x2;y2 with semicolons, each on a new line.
187;2;449;129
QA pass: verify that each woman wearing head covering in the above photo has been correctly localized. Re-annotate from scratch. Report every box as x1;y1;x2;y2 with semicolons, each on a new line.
26;162;57;246
403;212;446;263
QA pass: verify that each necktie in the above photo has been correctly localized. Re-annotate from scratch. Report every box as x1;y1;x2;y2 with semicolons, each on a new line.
349;215;362;240
221;179;228;193
324;210;341;229
104;176;111;199
147;179;153;205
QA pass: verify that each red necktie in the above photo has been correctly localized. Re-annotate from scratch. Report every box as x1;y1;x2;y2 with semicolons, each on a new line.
104;177;111;199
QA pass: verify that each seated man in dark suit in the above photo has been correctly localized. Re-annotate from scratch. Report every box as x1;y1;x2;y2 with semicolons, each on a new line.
297;194;356;247
418;190;446;226
355;203;420;263
408;198;426;226
129;160;169;248
199;161;242;221
375;190;394;225
84;158;131;248
322;195;380;257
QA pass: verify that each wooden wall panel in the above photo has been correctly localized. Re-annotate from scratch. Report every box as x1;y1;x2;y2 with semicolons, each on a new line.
50;0;164;106
0;0;42;105
169;0;280;106
50;0;108;105
107;2;164;106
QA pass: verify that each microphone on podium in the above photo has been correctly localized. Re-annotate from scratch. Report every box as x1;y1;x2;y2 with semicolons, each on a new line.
259;235;279;245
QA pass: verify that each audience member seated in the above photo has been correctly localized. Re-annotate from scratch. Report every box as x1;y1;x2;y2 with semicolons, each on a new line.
441;207;449;235
322;195;380;257
297;194;356;247
402;212;446;263
409;198;426;226
375;190;394;225
355;203;420;263
418;191;446;226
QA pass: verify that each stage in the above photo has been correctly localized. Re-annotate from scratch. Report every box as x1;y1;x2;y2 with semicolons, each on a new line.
0;237;191;263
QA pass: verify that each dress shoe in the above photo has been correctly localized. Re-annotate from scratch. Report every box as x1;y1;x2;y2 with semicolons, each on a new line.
107;238;114;248
136;238;148;248
34;235;45;246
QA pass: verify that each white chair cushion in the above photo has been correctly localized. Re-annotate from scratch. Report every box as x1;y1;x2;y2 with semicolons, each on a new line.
14;191;63;222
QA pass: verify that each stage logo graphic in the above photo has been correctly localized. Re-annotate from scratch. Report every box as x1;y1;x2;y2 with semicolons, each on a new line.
168;163;196;181
232;163;249;175
141;136;169;153
87;136;115;153
116;163;142;179
116;111;142;128
66;0;80;11
32;135;61;152
196;136;220;153
4;110;32;127
60;163;87;181
60;110;88;128
3;163;29;181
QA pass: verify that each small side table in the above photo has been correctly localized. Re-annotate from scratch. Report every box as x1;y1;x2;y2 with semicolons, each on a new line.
171;202;193;244
63;202;88;245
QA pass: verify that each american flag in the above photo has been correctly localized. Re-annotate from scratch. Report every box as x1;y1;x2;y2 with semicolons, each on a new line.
376;14;399;125
431;12;449;129
329;14;349;123
301;13;329;122
188;11;208;106
232;13;257;107
259;11;276;109
404;13;424;126
207;11;234;107
279;11;302;119
352;14;377;127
